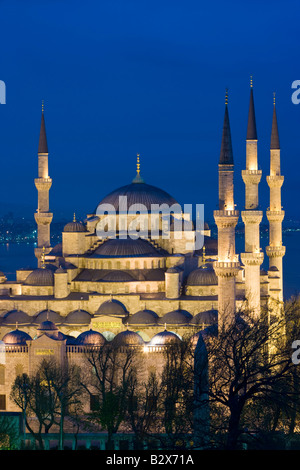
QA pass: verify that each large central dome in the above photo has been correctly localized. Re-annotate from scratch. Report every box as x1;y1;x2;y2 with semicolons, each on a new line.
98;172;178;212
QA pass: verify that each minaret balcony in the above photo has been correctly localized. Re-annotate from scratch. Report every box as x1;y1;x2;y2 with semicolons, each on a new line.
34;211;53;225
266;245;286;258
266;175;284;188
213;260;240;278
266;210;285;223
34;177;52;191
242;169;262;185
214;210;239;228
241;210;263;225
240;251;264;266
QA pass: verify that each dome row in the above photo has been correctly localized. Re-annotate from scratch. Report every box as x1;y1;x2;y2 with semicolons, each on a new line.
1;322;184;348
0;306;217;327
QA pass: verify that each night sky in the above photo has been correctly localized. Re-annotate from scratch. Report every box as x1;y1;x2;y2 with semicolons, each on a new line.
0;0;299;224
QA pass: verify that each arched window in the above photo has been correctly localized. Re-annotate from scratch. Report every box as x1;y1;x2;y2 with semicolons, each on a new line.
15;364;23;377
0;365;5;385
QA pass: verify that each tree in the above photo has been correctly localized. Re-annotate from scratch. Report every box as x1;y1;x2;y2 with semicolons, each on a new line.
196;306;300;450
81;342;137;449
10;359;83;450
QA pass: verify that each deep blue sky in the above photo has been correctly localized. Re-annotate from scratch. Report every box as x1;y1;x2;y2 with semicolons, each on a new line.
0;0;299;224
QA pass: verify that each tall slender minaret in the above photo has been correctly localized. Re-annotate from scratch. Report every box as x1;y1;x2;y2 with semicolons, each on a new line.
34;102;53;267
266;94;285;303
240;79;264;315
214;91;240;329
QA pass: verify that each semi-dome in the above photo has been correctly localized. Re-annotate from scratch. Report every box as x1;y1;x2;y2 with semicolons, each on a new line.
33;310;62;325
37;320;58;331
76;329;106;346
2;329;32;345
186;263;218;286
24;267;54;286
149;330;181;346
190;309;218;326
112;330;144;347
93;237;160;258
158;309;192;326
2;310;31;326
96;299;127;316
98;177;178;212
101;270;135;282
65;309;92;325
128;309;158;326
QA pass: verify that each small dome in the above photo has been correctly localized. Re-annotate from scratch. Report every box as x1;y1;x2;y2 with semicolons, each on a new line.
101;271;135;282
96;299;127;316
33;310;62;325
190;309;218;326
76;329;106;346
2;329;32;345
37;320;58;331
158;309;192;326
186;263;218;286
2;310;31;326
149;330;181;346
112;330;144;347
65;310;92;325
64;220;86;232
128;309;158;326
269;266;279;272
93;237;160;258
24;268;54;286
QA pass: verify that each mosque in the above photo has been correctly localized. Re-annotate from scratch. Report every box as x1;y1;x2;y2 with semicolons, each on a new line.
0;84;285;413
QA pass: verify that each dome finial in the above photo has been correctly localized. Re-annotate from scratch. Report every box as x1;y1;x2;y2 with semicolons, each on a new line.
41;246;46;268
273;91;276;106
132;153;144;183
250;75;253;88
136;153;140;176
225;88;229;105
73;212;76;222
202;245;206;263
42;100;44;113
164;322;167;331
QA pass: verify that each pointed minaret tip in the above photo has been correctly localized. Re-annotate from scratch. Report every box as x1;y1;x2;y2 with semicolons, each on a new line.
219;89;234;165
38;101;48;154
271;92;280;150
247;78;257;140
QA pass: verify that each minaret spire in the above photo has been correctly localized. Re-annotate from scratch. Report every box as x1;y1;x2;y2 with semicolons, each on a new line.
219;90;233;165
246;79;257;140
38;101;48;154
34;104;53;267
270;94;280;150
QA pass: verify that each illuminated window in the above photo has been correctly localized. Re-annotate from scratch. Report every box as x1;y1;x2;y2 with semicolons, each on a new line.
0;366;4;385
0;395;6;410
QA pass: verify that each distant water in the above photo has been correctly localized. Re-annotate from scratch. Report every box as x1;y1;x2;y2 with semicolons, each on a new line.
0;233;298;300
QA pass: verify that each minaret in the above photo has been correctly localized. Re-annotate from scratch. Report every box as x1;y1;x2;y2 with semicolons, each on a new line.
266;94;285;303
240;79;264;316
213;91;240;329
34;102;53;267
